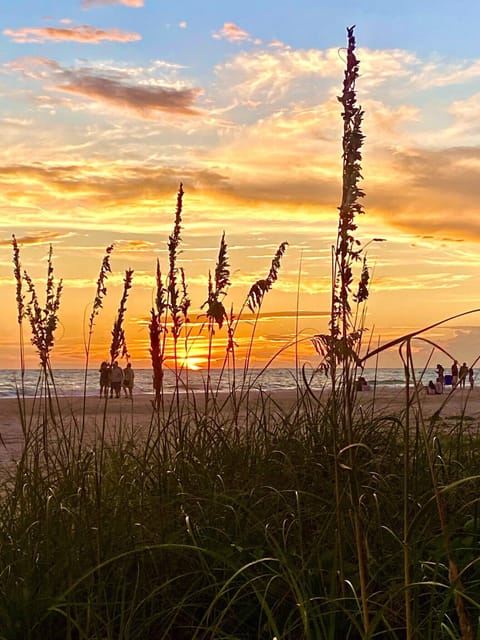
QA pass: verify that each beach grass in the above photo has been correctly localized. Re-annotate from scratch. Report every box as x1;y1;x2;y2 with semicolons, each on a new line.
1;392;480;639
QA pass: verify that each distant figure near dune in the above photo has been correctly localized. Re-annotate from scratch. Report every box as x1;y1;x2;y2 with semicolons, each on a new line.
469;367;475;390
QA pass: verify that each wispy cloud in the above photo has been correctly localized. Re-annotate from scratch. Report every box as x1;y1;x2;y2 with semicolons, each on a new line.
57;71;201;117
4;24;141;44
374;273;471;291
0;231;74;247
113;239;156;252
82;0;144;8
7;57;202;118
0;117;33;127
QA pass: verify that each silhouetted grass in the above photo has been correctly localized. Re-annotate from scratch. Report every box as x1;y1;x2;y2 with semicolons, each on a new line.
1;395;480;639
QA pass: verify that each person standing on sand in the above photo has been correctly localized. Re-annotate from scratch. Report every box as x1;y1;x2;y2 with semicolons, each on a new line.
451;360;459;388
123;362;135;399
436;364;445;393
459;362;469;388
110;361;123;398
99;361;110;398
469;367;475;390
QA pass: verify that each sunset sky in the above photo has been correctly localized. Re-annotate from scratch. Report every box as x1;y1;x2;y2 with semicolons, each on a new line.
1;0;480;371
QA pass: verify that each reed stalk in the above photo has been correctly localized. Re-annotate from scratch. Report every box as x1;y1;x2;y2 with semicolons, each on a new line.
149;259;168;411
20;244;63;470
109;269;134;366
201;231;230;411
12;235;27;427
81;244;113;437
167;184;185;415
244;241;288;375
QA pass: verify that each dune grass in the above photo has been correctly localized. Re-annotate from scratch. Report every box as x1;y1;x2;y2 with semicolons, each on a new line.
2;26;480;639
1;395;480;639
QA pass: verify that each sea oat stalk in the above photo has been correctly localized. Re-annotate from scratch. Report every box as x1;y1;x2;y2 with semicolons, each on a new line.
243;241;288;373
168;184;184;337
150;260;168;408
87;244;114;346
110;268;134;364
308;26;371;631
20;244;63;458
312;26;368;383
246;242;288;313
165;184;186;404
333;26;370;633
179;266;191;387
201;231;231;403
23;245;63;372
81;244;114;430
12;235;26;399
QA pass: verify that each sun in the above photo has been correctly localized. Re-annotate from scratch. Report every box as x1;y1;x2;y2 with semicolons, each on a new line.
178;355;203;371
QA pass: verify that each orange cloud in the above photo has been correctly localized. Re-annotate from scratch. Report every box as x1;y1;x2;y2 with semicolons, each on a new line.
212;22;255;43
82;0;144;7
3;25;141;44
114;239;156;252
0;231;74;247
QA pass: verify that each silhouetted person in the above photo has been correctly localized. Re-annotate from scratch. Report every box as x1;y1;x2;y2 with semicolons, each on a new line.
436;364;445;392
459;362;468;388
356;376;370;391
451;360;459;388
99;361;110;398
123;362;135;399
110;361;123;398
427;380;437;395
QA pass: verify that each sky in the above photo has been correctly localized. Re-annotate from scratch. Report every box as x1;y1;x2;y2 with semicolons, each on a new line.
1;0;480;371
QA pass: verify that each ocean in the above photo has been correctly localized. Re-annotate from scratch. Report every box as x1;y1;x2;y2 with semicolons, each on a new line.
0;367;466;399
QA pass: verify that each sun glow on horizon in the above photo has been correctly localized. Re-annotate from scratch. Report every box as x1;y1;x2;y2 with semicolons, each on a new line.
177;354;205;371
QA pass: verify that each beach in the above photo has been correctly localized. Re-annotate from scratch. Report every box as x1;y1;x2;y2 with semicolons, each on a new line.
0;386;479;464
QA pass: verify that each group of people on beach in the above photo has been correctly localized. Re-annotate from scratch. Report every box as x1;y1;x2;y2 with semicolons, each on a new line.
99;361;135;399
428;361;474;395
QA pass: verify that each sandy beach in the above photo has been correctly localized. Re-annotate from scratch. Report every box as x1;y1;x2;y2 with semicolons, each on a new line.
0;386;479;464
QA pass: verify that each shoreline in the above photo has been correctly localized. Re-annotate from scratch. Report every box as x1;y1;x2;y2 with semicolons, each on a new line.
0;387;479;464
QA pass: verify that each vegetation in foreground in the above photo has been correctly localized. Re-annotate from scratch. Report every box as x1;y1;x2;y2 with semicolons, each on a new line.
2;26;480;640
1;394;480;640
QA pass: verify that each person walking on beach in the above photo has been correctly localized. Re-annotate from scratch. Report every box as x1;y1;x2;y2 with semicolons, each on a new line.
110;361;123;398
436;364;445;393
469;367;475;390
451;360;459;388
123;362;135;399
99;361;110;398
459;362;469;388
